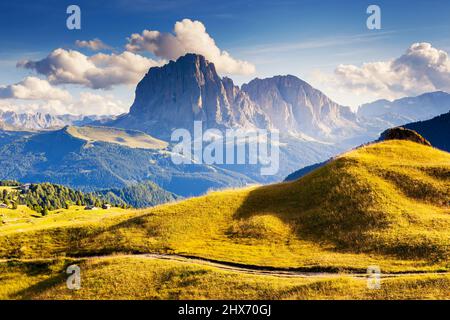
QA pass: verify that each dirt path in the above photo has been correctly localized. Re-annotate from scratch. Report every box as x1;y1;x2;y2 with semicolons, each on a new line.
84;253;450;279
141;254;450;278
2;253;449;279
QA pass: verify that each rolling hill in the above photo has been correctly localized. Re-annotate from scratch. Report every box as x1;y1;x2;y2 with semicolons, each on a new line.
0;139;448;299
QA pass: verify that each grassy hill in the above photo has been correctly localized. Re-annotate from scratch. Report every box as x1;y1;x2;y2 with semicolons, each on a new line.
0;139;449;299
66;126;168;150
1;256;449;300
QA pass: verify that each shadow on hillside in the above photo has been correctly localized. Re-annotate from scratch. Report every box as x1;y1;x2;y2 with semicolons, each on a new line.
232;179;450;261
231;174;387;255
64;212;166;257
12;271;66;299
231;180;334;245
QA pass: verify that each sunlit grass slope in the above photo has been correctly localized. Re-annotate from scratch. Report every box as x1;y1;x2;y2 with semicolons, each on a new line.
1;257;449;300
66;126;167;149
0;140;449;272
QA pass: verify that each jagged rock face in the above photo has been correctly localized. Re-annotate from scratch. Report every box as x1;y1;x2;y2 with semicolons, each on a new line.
114;53;361;140
242;75;358;138
126;54;269;135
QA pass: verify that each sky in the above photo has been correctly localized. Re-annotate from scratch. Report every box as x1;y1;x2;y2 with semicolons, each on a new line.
1;0;450;115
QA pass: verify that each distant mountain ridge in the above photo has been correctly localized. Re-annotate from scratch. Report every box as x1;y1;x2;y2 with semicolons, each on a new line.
357;91;450;126
0;111;114;131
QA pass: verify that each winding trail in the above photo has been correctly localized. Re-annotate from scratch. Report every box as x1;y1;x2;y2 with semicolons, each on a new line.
138;254;450;279
3;253;447;279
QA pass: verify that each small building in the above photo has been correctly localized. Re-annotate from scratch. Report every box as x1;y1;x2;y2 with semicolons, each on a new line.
84;205;99;211
102;204;111;210
0;203;8;208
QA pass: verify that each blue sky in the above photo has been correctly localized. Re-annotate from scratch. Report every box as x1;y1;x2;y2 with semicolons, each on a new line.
1;0;450;114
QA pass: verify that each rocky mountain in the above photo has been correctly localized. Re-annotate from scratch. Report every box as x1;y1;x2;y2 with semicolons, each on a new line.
357;91;450;126
110;54;269;138
404;111;450;152
0;111;114;131
108;53;362;142
242;75;361;139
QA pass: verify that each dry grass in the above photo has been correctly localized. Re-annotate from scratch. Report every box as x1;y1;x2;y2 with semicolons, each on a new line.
1;256;449;300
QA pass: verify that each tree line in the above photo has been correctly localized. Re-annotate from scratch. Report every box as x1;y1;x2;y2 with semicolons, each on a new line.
0;181;129;215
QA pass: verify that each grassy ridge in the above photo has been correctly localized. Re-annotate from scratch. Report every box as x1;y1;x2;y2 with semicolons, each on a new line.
0;140;449;274
66;126;168;150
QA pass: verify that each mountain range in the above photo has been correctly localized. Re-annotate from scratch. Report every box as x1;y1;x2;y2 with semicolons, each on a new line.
107;54;363;142
357;91;450;126
0;111;114;131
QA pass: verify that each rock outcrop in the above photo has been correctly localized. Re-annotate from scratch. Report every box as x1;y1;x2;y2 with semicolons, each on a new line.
379;127;432;146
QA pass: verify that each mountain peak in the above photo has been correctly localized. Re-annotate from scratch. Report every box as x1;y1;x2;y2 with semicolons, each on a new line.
241;75;358;138
113;52;267;138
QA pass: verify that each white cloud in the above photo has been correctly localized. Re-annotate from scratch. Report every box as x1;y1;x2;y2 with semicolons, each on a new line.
77;92;128;115
75;38;111;51
0;76;71;101
0;92;128;115
18;48;162;89
315;42;450;102
126;18;255;75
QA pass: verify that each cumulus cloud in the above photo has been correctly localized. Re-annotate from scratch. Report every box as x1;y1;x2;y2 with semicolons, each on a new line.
17;48;162;89
0;92;128;115
75;38;111;51
126;19;255;75
0;77;71;101
76;92;128;115
318;42;450;101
